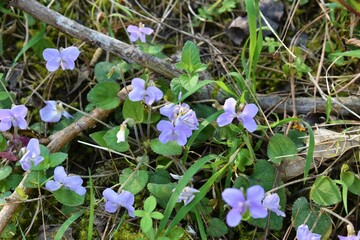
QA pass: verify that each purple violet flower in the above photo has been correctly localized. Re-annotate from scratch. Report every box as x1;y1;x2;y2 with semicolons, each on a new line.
262;193;285;217
19;138;44;171
45;166;86;196
216;98;258;132
126;23;154;43
0;105;28;131
42;46;80;72
157;120;192;146
222;185;267;227
338;230;360;240
102;188;135;217
128;78;163;105
296;224;322;240
176;186;200;206
39;101;72;123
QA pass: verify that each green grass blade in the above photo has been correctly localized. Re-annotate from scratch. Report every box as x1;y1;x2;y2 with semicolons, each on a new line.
13;25;46;65
87;171;95;240
54;210;85;240
194;207;207;239
157;154;218;237
302;122;315;182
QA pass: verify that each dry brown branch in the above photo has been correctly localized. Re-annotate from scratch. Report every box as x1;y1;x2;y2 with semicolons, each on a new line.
6;0;181;79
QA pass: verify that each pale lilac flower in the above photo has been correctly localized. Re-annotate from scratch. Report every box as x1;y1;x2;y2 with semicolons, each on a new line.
43;46;80;72
176;186;200;206
157;120;192;146
46;166;86;196
216;98;258;132
262;193;285;217
128;78;163;105
39;101;72;123
19;138;44;171
222;185;267;227
102;188;135;217
296;224;321;240
0;105;28;131
116;123;127;143
127;23;154;43
338;230;360;240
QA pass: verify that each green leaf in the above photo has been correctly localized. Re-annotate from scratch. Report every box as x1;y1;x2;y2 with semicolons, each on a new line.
348;176;360;196
119;168;148;195
150;211;163;220
89;131;107;147
150;139;183;156
134;210;146;217
0;134;6;151
235;148;253;172
140;215;153;233
87;82;120;110
148;169;171;184
176;41;206;74
147;182;177;209
122;97;144;123
103;127;129;152
144;196;157;213
94;62;121;82
53;187;85;206
267;133;297;163
0;166;12;181
206;218;228;237
310;176;341;206
330;49;360;58
292;197;332;238
0;91;9;101
167;226;184;240
23;170;47;188
49;152;68;167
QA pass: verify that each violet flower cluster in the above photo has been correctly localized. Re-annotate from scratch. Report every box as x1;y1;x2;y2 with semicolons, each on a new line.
45;166;86;196
103;188;135;217
126;23;153;43
296;224;321;240
216;98;258;132
43;46;80;72
222;185;285;227
19;138;44;171
157;102;199;146
128;78;163;106
39;101;72;123
0;105;28;131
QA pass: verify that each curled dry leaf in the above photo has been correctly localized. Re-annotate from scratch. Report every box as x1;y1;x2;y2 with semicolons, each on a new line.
282;128;360;180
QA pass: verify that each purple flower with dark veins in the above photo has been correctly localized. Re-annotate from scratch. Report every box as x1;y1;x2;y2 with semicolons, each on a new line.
39;101;72;123
296;224;321;240
338;230;360;240
262;193;285;217
157;120;192;146
0;105;28;131
45;166;86;196
19;138;44;171
127;23;154;43
216;98;258;132
43;46;80;72
222;185;267;227
128;78;163;105
102;188;135;217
